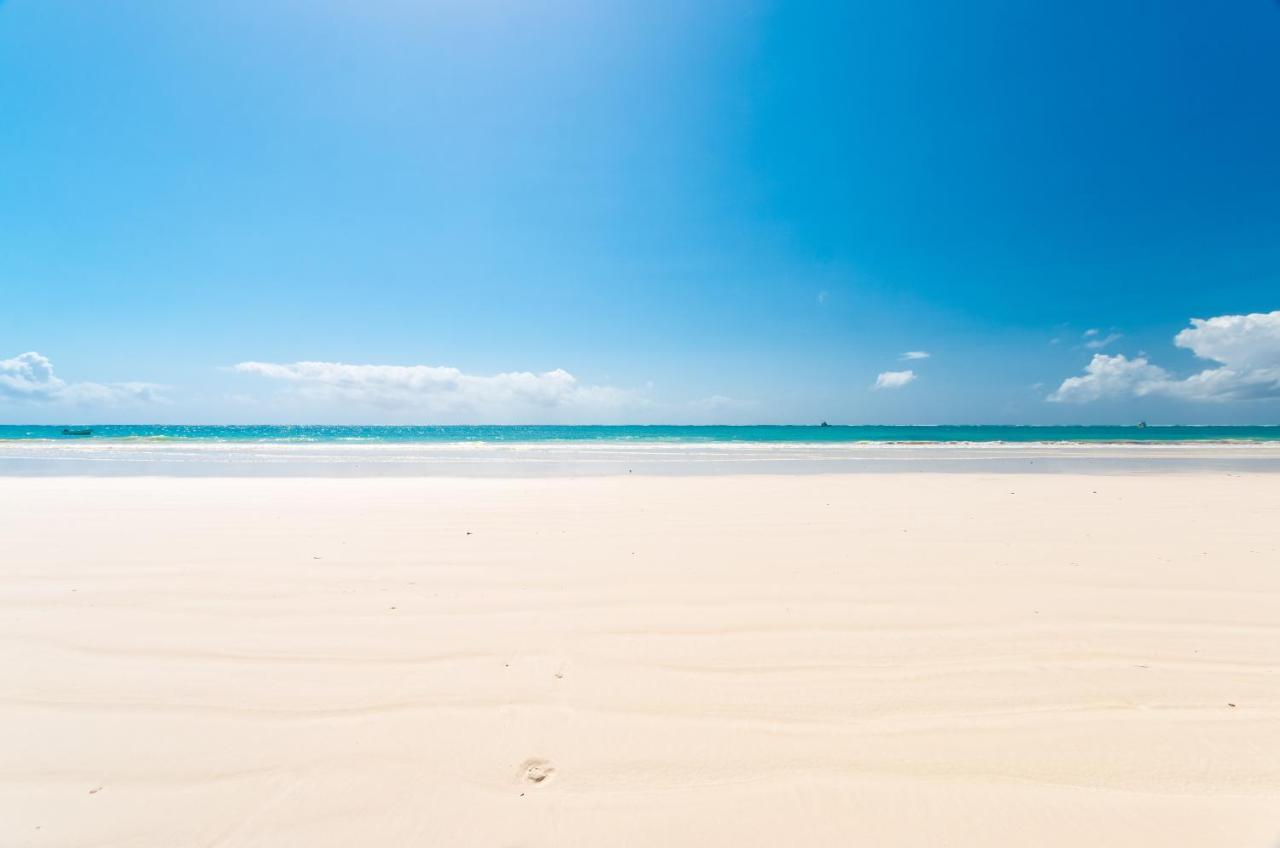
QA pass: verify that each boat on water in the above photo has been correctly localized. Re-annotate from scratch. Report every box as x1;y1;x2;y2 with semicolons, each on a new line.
61;428;93;436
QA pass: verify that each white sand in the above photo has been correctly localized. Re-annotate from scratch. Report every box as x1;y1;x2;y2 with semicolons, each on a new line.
1;473;1277;846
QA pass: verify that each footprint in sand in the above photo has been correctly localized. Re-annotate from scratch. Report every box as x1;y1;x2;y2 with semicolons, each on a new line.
518;759;554;786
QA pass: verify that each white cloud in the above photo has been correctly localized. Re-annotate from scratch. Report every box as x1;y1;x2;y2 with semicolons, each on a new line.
873;369;916;390
1048;354;1170;403
1049;311;1280;403
816;290;829;305
900;350;930;360
1084;331;1123;350
0;351;163;405
233;359;643;418
0;352;59;399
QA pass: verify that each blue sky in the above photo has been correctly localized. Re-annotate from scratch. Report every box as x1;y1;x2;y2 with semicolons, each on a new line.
2;0;1279;424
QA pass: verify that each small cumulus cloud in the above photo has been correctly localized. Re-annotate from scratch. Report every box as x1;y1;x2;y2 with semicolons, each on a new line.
900;350;930;361
816;290;829;305
1049;311;1280;403
0;351;163;405
873;369;916;390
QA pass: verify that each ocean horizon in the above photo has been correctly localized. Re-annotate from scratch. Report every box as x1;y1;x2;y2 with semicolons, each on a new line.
2;424;1279;444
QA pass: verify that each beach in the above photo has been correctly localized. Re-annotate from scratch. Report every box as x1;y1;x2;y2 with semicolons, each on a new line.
9;0;1280;842
2;468;1278;846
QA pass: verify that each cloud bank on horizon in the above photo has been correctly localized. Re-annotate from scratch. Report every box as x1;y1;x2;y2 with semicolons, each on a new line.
1050;311;1280;403
233;360;640;418
231;360;756;423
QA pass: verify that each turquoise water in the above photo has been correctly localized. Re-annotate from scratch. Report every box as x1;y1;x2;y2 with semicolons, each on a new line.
2;424;1278;443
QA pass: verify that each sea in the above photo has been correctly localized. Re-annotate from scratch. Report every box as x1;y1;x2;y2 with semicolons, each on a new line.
2;424;1279;444
3;425;1279;475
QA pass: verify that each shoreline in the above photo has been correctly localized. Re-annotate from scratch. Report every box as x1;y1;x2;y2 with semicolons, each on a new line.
3;439;1280;477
